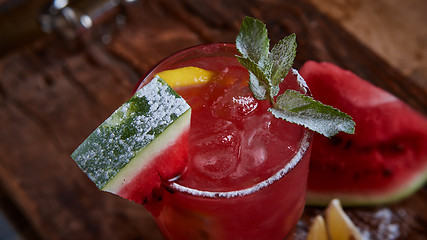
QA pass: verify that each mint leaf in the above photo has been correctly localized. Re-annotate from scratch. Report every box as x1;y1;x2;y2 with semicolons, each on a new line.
237;56;275;101
236;17;269;63
269;90;355;137
236;17;297;102
248;72;268;100
236;16;355;137
236;56;270;88
269;33;297;86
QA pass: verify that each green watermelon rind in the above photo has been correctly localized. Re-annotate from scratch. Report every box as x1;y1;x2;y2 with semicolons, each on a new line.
306;161;427;206
71;76;190;190
102;109;191;193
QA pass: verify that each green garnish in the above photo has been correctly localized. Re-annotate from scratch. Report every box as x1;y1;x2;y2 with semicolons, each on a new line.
236;16;355;137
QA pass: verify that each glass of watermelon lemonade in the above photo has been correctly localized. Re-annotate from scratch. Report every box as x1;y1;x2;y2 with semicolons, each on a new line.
135;43;313;240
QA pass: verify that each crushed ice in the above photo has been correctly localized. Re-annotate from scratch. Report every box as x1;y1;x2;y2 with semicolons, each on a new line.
359;208;401;240
372;208;400;240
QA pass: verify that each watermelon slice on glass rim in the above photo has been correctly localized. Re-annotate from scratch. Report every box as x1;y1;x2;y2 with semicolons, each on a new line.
71;76;191;205
300;61;427;206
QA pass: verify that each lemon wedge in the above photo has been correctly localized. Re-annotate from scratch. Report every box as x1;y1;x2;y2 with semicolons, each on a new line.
306;215;328;240
157;66;215;88
325;199;362;240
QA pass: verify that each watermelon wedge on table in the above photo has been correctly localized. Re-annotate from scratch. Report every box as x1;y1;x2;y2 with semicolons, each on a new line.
300;61;427;206
71;76;191;204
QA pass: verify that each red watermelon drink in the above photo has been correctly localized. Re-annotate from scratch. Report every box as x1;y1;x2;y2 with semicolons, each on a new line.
135;43;313;240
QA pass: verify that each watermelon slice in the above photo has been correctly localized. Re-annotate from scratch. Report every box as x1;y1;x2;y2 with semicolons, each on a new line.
300;61;427;206
71;76;191;204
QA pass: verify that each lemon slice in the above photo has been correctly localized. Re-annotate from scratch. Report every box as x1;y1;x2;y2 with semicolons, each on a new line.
325;199;362;240
306;215;328;240
157;66;215;88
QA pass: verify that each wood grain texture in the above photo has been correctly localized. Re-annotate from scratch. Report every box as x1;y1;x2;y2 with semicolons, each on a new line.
0;0;426;239
308;0;427;90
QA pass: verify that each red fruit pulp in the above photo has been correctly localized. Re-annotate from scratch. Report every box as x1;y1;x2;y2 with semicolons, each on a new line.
301;61;427;205
116;129;189;204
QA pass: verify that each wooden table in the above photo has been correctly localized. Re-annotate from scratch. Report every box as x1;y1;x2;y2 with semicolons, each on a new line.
0;0;426;239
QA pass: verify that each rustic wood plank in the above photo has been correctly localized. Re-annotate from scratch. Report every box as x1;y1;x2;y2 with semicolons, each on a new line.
0;0;425;239
308;0;427;90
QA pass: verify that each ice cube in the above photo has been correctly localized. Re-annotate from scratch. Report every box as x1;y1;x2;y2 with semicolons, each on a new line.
238;114;298;176
211;84;258;121
189;119;241;180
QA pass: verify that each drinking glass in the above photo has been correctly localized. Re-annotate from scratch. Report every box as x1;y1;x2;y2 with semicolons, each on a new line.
136;43;313;240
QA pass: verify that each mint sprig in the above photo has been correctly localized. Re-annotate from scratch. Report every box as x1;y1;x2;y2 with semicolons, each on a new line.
236;16;355;137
